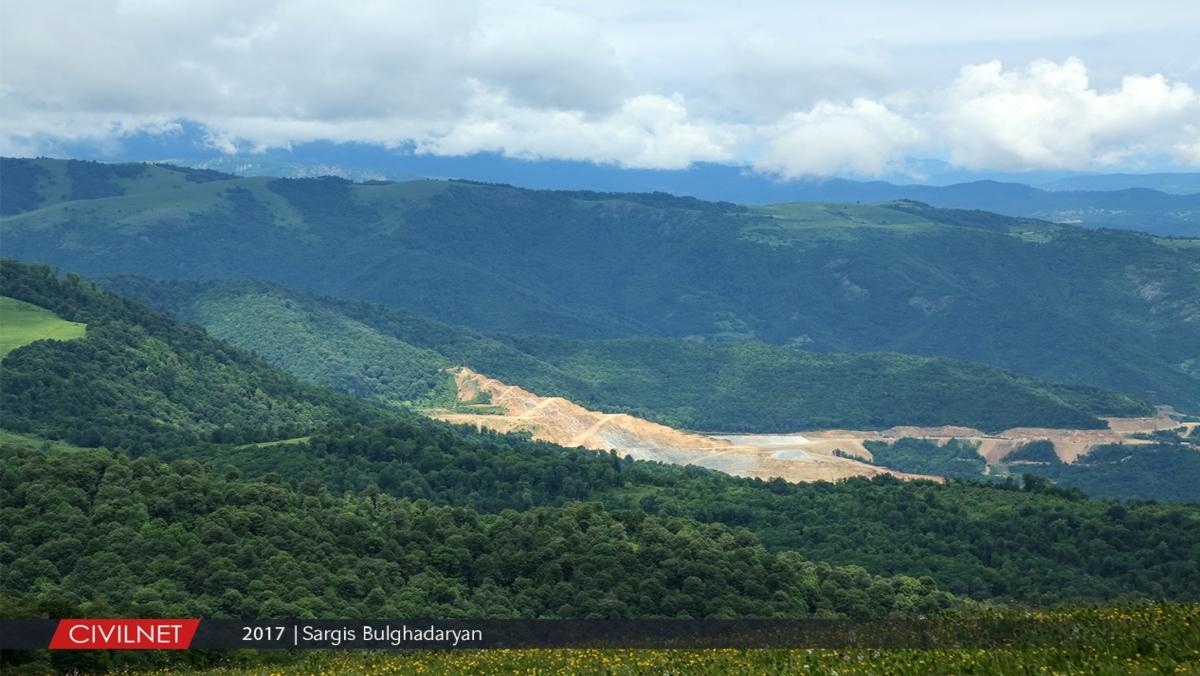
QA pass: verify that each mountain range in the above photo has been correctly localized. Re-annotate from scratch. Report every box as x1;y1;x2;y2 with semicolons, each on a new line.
4;158;1198;412
134;156;1200;238
7;150;1200;236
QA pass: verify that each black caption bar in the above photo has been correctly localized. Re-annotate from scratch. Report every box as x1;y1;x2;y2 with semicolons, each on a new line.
0;618;1117;650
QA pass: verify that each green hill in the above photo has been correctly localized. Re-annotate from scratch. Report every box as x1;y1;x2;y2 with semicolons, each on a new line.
0;296;87;358
104;276;1150;433
0;261;391;451
0;443;958;621
3;159;1197;410
492;336;1148;432
104;277;462;408
139;421;1200;602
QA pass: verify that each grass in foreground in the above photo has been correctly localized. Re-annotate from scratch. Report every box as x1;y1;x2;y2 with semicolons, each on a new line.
0;296;86;359
103;606;1198;676
177;647;1199;676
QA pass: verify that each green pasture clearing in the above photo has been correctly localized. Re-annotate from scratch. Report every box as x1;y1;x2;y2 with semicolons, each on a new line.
0;296;86;359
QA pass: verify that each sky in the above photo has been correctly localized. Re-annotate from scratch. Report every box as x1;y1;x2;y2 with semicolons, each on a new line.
2;0;1199;178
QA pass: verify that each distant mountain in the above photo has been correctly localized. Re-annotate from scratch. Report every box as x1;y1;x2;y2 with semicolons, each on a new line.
8;151;1198;235
165;154;1200;236
4;159;1198;411
803;180;1200;237
1039;173;1200;195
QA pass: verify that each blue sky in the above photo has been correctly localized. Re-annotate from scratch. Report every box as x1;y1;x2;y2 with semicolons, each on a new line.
2;1;1198;178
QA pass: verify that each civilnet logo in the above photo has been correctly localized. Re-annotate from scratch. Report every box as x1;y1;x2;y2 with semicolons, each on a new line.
49;619;200;650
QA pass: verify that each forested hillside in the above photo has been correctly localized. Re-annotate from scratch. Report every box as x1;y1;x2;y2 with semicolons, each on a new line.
0;444;958;621
855;435;1200;502
0;264;1198;618
4;160;1198;410
0;261;391;451
104;276;1150;432
140;422;1200;603
102;277;462;408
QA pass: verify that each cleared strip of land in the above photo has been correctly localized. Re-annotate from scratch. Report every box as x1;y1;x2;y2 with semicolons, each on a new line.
431;367;1194;484
720;417;1195;467
0;296;86;359
431;367;934;483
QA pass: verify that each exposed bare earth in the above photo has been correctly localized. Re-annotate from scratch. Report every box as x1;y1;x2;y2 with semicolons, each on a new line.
431;368;934;483
776;417;1195;465
729;415;1190;468
431;368;1193;484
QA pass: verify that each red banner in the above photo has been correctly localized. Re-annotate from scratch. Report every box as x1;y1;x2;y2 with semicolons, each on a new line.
49;619;200;650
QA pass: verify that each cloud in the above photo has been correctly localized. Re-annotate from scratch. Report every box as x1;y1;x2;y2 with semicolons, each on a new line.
416;87;739;169
716;34;891;119
1;1;1198;173
753;99;923;178
467;6;630;113
941;58;1200;169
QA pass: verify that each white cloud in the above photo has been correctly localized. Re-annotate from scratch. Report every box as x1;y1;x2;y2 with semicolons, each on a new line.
754;99;923;178
467;6;630;113
941;58;1200;169
1174;129;1200;165
416;86;739;169
1;1;1199;173
715;33;891;119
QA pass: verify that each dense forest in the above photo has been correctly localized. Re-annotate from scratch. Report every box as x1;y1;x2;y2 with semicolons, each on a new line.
103;276;1150;433
862;439;988;479
0;444;958;621
103;277;463;408
130;421;1200;604
492;335;1146;432
1020;442;1200;502
4;160;1199;410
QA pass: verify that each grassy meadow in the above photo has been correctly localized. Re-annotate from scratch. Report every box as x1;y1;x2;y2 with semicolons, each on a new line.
0;296;86;359
92;606;1197;676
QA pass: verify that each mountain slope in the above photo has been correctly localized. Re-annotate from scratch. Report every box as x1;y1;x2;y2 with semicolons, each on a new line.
0;263;1197;605
106;277;461;407
1039;173;1200;195
747;180;1200;236
0;157;234;215
4;160;1199;410
140;421;1200;601
104;276;1151;433
5;444;962;620
0;261;391;450
165;150;1200;235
